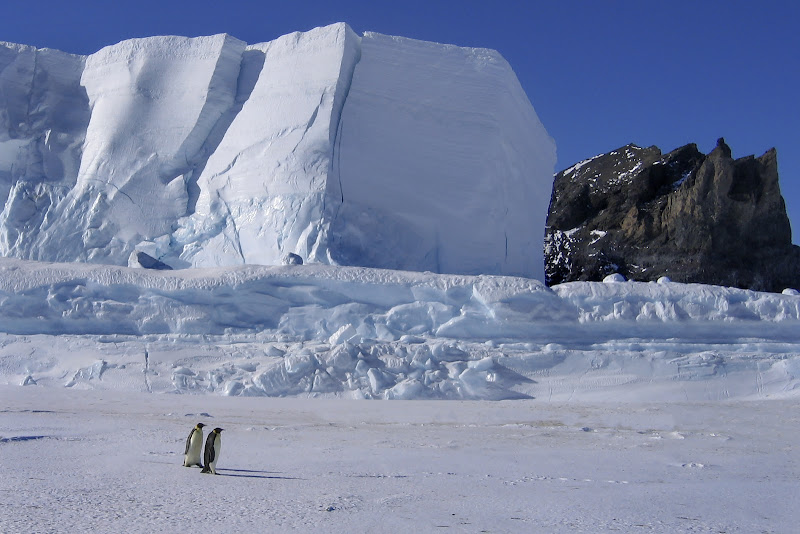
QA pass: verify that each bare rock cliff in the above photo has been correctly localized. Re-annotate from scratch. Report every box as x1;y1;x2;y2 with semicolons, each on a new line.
545;138;800;292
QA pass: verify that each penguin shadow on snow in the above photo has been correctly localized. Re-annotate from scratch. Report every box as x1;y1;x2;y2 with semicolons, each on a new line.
216;468;302;480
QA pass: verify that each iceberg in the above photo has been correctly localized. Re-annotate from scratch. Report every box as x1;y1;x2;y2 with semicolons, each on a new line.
0;23;555;279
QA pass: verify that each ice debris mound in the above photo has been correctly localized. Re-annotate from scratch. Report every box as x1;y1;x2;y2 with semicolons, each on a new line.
0;23;555;279
1;257;799;400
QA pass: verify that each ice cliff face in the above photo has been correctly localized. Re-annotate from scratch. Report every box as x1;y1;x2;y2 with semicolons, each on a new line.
0;23;555;279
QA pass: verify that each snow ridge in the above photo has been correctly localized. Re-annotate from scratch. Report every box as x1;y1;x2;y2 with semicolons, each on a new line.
1;257;798;400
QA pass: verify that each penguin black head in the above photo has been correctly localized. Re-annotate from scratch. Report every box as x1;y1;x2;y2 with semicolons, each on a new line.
214;428;224;433
196;423;206;429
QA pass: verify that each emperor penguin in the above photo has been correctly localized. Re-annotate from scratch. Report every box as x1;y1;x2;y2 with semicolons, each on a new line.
201;428;224;474
183;423;206;467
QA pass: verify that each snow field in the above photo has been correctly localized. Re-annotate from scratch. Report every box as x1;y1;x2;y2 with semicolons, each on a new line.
1;387;797;533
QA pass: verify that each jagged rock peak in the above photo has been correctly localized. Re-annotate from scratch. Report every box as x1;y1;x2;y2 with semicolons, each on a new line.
715;137;732;157
545;139;799;293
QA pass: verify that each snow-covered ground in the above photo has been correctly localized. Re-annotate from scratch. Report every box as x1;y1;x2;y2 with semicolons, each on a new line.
2;388;798;532
1;257;799;532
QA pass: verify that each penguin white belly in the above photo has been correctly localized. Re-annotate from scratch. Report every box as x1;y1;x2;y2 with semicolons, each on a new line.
183;429;204;467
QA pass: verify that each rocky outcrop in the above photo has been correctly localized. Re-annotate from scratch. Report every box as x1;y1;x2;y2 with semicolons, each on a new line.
129;251;173;270
282;253;304;265
545;138;800;293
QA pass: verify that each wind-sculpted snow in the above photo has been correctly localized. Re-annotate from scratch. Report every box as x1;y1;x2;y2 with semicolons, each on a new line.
0;23;555;278
1;257;798;400
553;278;800;340
0;258;572;352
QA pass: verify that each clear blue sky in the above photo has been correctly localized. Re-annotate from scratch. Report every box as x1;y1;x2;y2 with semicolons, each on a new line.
3;0;798;243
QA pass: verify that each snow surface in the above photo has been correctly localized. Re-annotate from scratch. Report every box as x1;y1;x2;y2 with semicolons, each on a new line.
2;387;798;532
0;23;555;279
1;256;798;402
1;258;799;532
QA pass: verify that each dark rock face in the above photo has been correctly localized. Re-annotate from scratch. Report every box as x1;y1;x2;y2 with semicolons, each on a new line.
133;252;173;270
545;139;800;292
283;253;304;265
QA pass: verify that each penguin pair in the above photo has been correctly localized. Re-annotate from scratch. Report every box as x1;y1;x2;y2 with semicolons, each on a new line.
183;423;224;475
